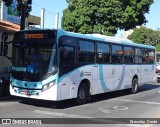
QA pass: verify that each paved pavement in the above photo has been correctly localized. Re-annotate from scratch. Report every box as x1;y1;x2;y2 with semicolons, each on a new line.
0;81;160;127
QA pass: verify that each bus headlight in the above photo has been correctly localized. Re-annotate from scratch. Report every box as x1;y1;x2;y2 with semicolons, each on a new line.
42;80;55;92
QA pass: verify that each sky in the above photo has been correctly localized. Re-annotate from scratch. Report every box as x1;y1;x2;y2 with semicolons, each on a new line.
30;0;160;36
30;0;68;29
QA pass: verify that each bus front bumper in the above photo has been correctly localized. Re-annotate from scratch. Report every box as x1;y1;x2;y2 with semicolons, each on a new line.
10;84;59;101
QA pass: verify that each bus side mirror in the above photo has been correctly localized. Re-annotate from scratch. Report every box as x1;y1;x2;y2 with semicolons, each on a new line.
0;42;8;56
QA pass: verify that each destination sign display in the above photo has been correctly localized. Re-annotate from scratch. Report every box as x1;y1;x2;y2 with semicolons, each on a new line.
26;34;44;39
14;30;57;41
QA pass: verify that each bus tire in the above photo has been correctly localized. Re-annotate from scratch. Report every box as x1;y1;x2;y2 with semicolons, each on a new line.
0;83;3;97
75;83;89;105
131;78;138;94
3;80;10;95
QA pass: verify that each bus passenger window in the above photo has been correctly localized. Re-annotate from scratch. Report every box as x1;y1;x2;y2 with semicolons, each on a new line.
148;49;155;63
97;42;110;63
111;44;123;64
142;49;148;64
124;46;134;64
78;40;95;63
135;48;142;64
60;46;75;65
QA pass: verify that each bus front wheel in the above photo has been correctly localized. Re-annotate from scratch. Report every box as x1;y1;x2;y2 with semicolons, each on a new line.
75;83;89;105
0;82;3;97
131;78;138;94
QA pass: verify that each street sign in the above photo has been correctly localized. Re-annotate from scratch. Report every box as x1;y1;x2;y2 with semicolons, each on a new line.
1;32;8;42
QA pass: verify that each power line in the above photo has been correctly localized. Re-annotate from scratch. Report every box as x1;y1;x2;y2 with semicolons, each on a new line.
32;2;41;8
32;2;54;16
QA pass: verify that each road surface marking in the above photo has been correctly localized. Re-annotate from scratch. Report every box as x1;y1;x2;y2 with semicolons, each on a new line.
98;106;118;113
98;105;128;114
34;110;92;118
113;99;160;105
114;106;128;110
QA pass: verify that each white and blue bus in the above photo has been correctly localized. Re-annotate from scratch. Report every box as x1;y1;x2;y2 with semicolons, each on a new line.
10;29;156;104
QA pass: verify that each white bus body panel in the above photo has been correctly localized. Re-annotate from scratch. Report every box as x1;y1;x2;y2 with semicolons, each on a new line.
10;64;155;101
58;64;155;100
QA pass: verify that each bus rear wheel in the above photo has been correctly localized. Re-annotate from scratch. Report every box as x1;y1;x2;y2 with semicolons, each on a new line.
75;83;89;105
131;78;138;94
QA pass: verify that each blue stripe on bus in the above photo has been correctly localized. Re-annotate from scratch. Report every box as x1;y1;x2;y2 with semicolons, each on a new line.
11;74;58;89
116;65;125;90
99;64;125;92
58;64;96;83
58;69;77;83
99;64;107;92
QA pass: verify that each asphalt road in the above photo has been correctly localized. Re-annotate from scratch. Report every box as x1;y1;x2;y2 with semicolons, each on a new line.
0;82;160;127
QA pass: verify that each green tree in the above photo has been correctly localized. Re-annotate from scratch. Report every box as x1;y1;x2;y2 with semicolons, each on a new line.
156;44;160;51
62;0;153;35
127;26;160;51
17;0;32;17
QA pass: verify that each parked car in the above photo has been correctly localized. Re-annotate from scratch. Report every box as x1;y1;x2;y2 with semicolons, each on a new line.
156;63;160;73
156;63;160;82
157;73;160;82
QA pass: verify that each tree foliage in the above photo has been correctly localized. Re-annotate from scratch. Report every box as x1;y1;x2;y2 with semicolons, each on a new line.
2;0;13;6
2;0;32;17
127;26;160;51
62;0;153;35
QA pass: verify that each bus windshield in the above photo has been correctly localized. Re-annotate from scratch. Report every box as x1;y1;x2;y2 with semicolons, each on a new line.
11;31;57;82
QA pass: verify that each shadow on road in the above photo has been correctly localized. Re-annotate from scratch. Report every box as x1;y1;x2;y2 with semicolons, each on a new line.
138;83;160;92
0;83;160;109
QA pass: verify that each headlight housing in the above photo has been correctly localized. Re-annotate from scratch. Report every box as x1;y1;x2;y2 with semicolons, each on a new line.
42;80;55;92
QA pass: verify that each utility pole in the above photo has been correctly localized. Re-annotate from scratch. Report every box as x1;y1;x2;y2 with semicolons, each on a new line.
157;28;160;44
0;1;4;20
55;13;59;29
41;8;45;29
20;0;28;30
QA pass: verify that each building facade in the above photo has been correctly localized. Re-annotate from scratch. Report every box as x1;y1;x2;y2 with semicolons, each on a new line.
0;0;40;75
0;20;19;75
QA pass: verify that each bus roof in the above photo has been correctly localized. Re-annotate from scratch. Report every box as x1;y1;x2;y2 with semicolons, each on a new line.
59;29;155;49
17;29;155;49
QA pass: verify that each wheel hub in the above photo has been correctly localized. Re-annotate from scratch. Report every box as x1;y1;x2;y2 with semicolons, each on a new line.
79;89;86;100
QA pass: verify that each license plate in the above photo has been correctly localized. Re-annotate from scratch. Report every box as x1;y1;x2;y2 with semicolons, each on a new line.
20;90;30;95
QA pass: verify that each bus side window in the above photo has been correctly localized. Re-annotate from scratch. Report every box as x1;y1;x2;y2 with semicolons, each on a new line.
78;40;95;63
148;49;155;63
97;42;110;63
60;46;75;65
135;48;142;64
59;37;77;66
142;49;148;64
111;44;123;64
124;46;134;64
